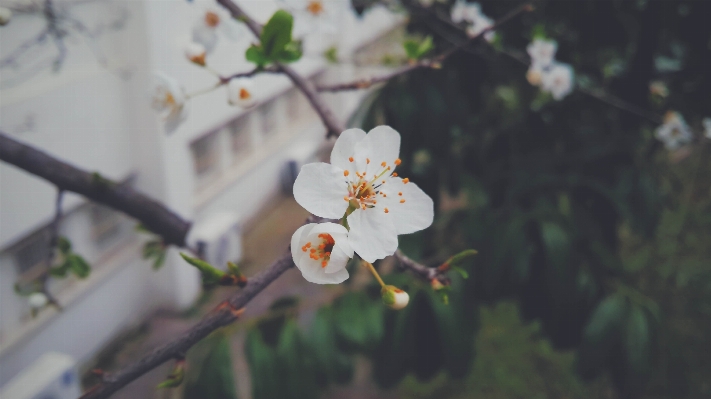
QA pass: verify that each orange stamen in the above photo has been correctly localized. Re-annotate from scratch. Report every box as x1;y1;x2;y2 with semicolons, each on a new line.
400;199;406;203
403;178;410;184
366;158;370;164
349;157;354;162
344;170;349;176
395;158;402;165
392;173;398;177
381;161;387;167
384;208;389;213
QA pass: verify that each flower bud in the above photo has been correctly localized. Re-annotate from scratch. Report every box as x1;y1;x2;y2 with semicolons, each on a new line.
381;285;409;310
184;41;207;66
28;292;48;309
0;7;12;26
227;78;256;108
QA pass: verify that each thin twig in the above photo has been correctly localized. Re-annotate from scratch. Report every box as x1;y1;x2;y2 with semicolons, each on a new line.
215;0;346;137
394;250;449;285
40;188;65;309
316;3;534;92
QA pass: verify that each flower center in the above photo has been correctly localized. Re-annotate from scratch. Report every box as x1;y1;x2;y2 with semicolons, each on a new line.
205;11;220;28
163;91;176;107
302;233;335;267
239;88;251;100
342;158;408;212
306;0;324;16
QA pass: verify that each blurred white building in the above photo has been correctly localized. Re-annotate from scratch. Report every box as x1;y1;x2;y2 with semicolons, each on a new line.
0;0;402;388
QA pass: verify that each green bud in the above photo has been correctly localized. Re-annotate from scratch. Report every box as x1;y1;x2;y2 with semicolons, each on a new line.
381;285;409;310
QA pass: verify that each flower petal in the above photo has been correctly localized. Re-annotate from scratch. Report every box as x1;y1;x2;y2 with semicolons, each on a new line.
380;177;434;235
324;244;350;274
354;126;401;179
331;128;366;172
293;162;349;219
304;266;349;284
290;223;314;266
347;208;398;262
312;222;354;258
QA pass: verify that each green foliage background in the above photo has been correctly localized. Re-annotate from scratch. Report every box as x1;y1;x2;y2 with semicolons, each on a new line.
186;1;711;398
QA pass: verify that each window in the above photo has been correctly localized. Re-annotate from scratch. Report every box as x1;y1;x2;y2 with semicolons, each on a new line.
13;230;50;276
191;131;221;182
230;115;252;162
260;98;280;138
90;204;123;247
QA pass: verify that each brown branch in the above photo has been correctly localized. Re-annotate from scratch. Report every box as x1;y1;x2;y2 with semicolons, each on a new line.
393;249;449;285
316;2;534;92
215;0;345;137
80;251;295;399
0;131;191;246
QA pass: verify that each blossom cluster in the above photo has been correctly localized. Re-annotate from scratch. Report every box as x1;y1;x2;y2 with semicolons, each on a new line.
526;38;574;101
450;0;495;42
291;126;434;289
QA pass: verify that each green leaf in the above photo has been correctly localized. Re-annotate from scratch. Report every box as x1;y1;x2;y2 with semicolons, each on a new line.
180;253;225;285
152;251;166;270
323;46;338;64
245;45;270;66
68;254;91;278
275;41;302;63
57;236;72;254
576;295;628;380
451;266;469;279
403;35;434;60
622;304;655;393
261;9;293;59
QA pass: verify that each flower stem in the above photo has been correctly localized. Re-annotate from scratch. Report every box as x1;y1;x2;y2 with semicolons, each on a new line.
363;261;386;288
185;82;222;99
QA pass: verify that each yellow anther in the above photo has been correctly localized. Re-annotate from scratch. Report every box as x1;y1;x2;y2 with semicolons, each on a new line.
384;208;389;213
395;158;402;166
349;157;354;162
392;173;398;177
403;178;410;184
381;161;387;167
400;199;406;203
344;170;349;176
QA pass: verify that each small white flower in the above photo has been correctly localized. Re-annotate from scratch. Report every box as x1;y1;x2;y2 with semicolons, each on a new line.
184;41;207;66
382;285;409;310
227;78;256;108
655;111;693;149
540;62;574;100
703;117;711;139
527;38;557;68
526;63;544;86
450;0;471;23
152;72;187;126
0;6;12;26
465;14;495;42
287;0;338;37
293;126;434;262
191;8;244;53
291;222;353;284
28;292;48;309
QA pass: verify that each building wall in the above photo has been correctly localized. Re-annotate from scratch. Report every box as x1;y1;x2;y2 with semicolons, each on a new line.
0;0;402;388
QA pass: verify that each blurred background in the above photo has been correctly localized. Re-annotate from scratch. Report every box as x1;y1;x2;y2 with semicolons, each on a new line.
1;0;710;398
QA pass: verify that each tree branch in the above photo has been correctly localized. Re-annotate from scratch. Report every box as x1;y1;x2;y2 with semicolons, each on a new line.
215;0;345;137
0;131;191;246
393;249;449;285
316;2;534;92
80;251;295;399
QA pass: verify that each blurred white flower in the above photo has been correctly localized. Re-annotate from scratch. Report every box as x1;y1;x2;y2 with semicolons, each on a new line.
649;80;669;98
450;0;471;23
703;117;711;139
655;111;693;149
382;285;409;310
0;6;12;26
291;222;353;284
527;38;557;68
540;62;574;100
287;0;339;36
184;41;207;66
465;13;495;42
526;63;544;86
28;292;48;309
293;126;434;262
227;78;256;108
152;72;187;127
192;8;245;53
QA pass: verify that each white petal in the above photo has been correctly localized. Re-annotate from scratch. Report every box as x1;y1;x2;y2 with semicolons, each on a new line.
192;24;218;53
312;222;353;257
331;128;366;172
227;78;256;108
290;224;314;266
347;208;398;262
293;163;349;219
381;177;434;235
354;126;401;179
324;244;350;274
303;265;349;284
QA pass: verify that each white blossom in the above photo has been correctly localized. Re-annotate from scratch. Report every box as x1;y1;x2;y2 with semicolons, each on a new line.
450;0;471;24
291;222;353;284
287;0;339;37
526;63;544;86
191;8;244;53
703;117;711;139
527;38;557;68
184;41;207;66
465;13;495;42
28;292;48;309
293;126;434;262
152;72;187;127
655;111;693;149
0;6;12;26
540;62;574;100
227;78;256;108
